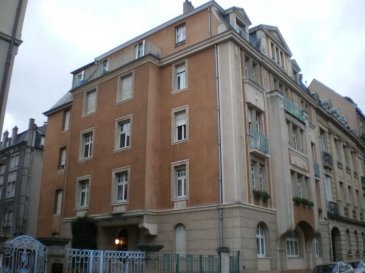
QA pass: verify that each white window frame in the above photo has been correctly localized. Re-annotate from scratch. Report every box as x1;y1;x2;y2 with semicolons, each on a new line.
115;115;132;151
176;24;186;44
112;167;130;204
117;72;134;103
256;224;266;257
287;232;300;257
171;106;189;143
75;70;84;86
171;160;189;201
172;61;188;92
63;110;71;131
135;40;145;59
102;59;109;74
59;147;67;170
80;129;94;160
175;224;186;256
76;176;90;209
55;190;63;215
83;88;97;116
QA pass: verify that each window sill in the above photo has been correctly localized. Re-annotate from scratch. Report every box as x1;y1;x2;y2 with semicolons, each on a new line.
75;208;88;217
171;139;189;145
173;199;187;209
175;41;186;47
82;111;96;118
117;97;133;105
112;203;127;213
172;87;188;95
114;146;132;153
78;156;93;163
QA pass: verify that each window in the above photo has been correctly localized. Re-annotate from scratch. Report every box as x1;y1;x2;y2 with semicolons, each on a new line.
135;40;145;59
58;147;67;170
115;117;132;150
287;121;304;152
256;224;266;257
54;190;63;215
176;63;187;90
75;71;84;86
102;59;109;74
84;89;97;116
287;232;299;257
77;177;90;209
80;130;93;159
324;175;333;202
176;24;186;44
113;169;129;203
175;224;186;256
319;129;327;152
63;110;71;131
0;175;3;200
291;171;310;199
314;238;320;257
0;164;5;174
117;73;133;102
355;231;359;253
171;160;189;200
172;107;188;143
3;209;13;229
248;107;263;133
346;230;352;252
6;172;16;198
251;161;266;191
334;138;342;163
9;154;19;170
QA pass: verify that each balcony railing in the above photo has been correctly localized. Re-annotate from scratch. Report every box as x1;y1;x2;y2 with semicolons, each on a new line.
248;129;269;155
283;97;305;122
73;40;161;88
327;201;338;216
322;151;333;169
314;163;320;179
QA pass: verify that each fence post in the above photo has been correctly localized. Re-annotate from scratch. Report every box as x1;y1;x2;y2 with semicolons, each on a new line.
98;250;104;273
88;250;93;273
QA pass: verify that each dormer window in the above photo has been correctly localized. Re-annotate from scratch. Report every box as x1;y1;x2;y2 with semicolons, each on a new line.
135;40;145;59
75;71;85;86
102;59;109;74
235;19;247;39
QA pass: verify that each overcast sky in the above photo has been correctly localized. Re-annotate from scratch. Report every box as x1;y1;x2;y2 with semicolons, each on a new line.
4;0;365;133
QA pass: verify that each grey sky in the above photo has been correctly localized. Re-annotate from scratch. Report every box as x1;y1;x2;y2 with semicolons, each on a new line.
4;0;365;132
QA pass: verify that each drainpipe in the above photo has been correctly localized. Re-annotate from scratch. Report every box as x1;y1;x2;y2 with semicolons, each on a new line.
0;0;25;135
215;44;224;248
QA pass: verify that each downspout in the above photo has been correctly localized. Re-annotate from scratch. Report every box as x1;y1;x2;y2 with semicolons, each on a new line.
0;0;24;134
215;44;224;248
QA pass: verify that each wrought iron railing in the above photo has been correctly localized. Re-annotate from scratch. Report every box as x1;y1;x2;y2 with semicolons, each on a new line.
283;97;305;122
248;129;269;155
322;151;333;169
327;201;338;216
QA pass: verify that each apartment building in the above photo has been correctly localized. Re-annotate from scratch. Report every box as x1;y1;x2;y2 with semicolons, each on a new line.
0;118;45;242
0;0;28;134
37;1;365;272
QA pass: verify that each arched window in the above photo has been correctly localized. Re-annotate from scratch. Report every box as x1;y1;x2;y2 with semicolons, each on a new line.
286;232;299;257
313;238;320;257
256;224;266;257
175;224;186;256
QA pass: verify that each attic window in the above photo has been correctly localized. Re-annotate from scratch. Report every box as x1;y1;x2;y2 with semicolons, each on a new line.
235;19;246;38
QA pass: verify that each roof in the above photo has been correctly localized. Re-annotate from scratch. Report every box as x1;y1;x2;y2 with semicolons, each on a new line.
43;92;73;116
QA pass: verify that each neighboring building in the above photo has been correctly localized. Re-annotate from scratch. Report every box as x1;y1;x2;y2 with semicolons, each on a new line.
0;118;45;242
37;1;365;272
0;0;28;134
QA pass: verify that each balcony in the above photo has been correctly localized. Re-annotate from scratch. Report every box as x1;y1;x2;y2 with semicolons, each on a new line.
283;97;305;122
314;163;320;179
327;201;338;216
322;151;333;169
248;129;269;155
73;40;161;88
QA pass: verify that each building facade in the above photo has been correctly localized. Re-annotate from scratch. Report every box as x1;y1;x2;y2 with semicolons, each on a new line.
37;1;365;272
0;0;28;134
0;118;45;242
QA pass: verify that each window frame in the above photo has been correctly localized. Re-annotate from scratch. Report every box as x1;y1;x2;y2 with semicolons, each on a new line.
63;109;71;131
286;232;300;257
135;40;145;59
102;59;109;74
171;106;189;144
171;159;189;201
9;153;19;171
115;115;133;151
54;190;63;215
112;166;130;204
172;61;188;92
175;24;186;45
79;128;94;161
58;147;67;171
5;172;16;198
83;88;97;116
256;224;266;257
117;72;134;103
76;176;91;210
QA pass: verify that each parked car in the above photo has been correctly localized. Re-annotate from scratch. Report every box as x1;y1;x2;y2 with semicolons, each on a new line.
312;262;354;273
350;261;365;273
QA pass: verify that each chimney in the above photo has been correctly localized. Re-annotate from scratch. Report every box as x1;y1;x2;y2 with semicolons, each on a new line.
2;130;9;148
183;0;194;14
11;126;18;145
